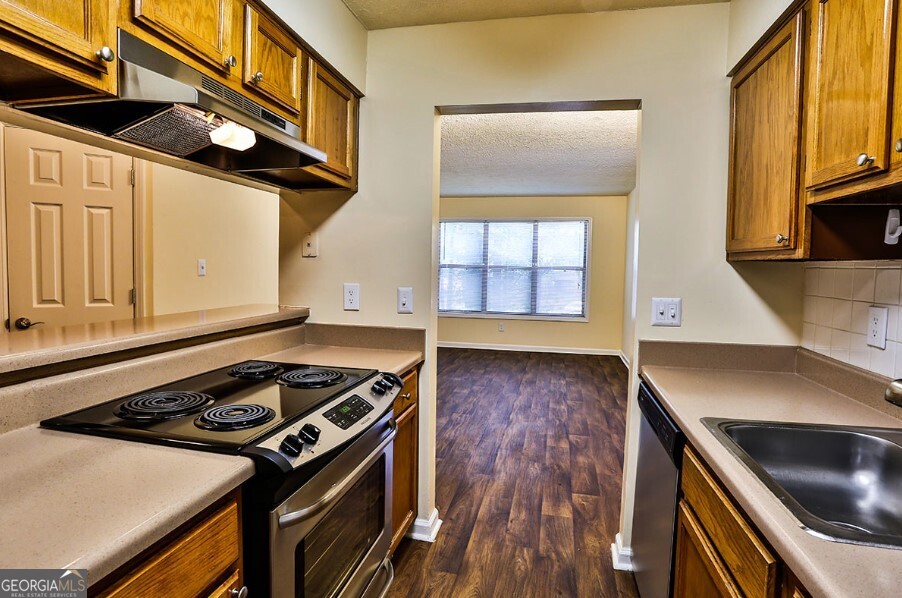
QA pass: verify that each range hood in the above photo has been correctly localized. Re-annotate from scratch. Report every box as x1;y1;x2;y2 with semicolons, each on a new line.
24;29;326;188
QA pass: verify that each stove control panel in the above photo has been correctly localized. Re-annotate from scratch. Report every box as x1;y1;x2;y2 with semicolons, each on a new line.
253;372;401;470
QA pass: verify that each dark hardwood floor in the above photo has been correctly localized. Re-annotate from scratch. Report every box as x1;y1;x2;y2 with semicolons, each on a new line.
389;348;639;597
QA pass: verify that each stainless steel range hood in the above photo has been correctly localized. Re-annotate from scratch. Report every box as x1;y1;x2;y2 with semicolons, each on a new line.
24;29;326;188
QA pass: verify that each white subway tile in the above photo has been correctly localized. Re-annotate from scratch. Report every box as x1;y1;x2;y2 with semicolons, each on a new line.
804;267;819;296
888;305;900;342
833;268;854;299
831;299;853;331
818;268;835;297
852;268;876;302
816;297;833;326
894;347;902;379
851;301;870;335
855;261;878;268
875;268;902;304
803;296;816;324
830;349;850;364
869;342;896;377
832;261;854;268
802;322;816;349
876;261;902;269
830;329;851;351
814;325;831;350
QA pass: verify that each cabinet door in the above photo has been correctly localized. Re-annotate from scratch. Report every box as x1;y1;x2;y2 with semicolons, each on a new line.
133;0;233;72
806;0;896;189
307;59;357;180
243;4;302;114
0;0;116;92
390;401;418;554
673;501;742;598
728;13;805;254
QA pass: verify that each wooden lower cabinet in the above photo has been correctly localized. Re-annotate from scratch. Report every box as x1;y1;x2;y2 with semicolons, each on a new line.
676;446;811;598
94;497;242;598
391;368;419;553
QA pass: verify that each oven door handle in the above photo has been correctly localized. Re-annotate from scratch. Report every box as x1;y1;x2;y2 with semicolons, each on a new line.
278;420;397;529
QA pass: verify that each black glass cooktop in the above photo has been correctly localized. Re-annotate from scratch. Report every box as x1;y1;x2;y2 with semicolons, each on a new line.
40;361;377;453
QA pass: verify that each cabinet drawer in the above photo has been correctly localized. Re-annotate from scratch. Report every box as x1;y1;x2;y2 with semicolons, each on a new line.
674;500;742;598
682;448;777;597
99;500;240;598
393;369;418;414
207;570;241;598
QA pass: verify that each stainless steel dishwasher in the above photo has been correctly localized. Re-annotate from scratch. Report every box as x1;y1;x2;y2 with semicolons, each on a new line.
631;381;686;598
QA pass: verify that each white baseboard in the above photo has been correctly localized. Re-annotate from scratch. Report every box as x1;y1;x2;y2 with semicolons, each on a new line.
618;351;630;369
406;508;443;542
437;341;622;357
610;532;634;571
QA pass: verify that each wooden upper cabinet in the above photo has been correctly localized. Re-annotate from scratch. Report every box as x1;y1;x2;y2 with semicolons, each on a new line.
243;4;302;114
133;0;234;73
0;0;116;94
728;12;805;255
306;58;357;181
806;0;897;189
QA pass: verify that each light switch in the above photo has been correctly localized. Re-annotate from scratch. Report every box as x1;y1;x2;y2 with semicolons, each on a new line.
651;297;682;327
302;232;319;257
397;287;413;314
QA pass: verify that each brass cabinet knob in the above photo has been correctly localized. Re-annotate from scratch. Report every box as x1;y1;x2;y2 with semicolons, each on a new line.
776;233;789;244
96;46;115;62
252;71;264;83
895;139;902;153
224;55;237;68
229;587;248;598
857;153;876;167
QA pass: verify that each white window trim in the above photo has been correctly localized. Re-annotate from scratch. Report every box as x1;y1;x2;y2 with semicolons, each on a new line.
438;217;592;321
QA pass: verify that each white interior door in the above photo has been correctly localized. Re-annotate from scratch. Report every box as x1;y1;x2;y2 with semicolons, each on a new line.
5;127;135;331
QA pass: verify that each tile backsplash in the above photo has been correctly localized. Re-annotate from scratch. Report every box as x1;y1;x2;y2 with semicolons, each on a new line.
803;261;902;378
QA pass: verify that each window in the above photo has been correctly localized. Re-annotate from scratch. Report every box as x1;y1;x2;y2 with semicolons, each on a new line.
438;219;590;319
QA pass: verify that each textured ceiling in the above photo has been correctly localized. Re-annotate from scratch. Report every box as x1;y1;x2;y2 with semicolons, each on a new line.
440;111;638;197
343;0;728;30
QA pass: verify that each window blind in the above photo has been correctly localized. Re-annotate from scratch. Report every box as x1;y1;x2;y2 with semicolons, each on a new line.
438;219;590;318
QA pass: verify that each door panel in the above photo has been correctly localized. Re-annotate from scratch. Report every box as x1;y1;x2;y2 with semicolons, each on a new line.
728;13;804;253
806;0;896;188
244;4;301;114
5;127;134;330
133;0;232;71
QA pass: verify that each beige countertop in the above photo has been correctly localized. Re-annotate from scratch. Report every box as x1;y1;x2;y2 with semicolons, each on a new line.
0;426;254;584
0;304;308;374
0;340;423;587
264;343;423;375
642;365;902;598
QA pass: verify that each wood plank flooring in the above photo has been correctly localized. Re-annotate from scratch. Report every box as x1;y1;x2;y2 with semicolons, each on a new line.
389;348;639;598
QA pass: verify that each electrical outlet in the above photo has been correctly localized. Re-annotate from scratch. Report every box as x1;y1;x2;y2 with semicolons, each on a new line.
343;283;360;311
397;287;413;314
868;306;888;349
302;232;318;257
197;259;207;277
498;323;505;332
651;298;682;327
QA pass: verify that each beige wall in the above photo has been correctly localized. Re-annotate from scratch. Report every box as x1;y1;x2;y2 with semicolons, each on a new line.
278;3;806;539
727;0;794;70
622;188;640;367
437;196;627;353
150;163;279;315
265;0;368;91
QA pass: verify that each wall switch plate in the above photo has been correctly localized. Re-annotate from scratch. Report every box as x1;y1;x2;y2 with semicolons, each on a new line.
397;287;413;314
498;322;504;332
868;305;888;349
197;259;207;277
302;232;319;257
651;297;682;327
343;283;360;311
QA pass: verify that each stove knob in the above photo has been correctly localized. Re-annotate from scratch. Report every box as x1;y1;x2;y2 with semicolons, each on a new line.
299;423;321;444
380;376;395;388
280;434;303;456
371;382;386;395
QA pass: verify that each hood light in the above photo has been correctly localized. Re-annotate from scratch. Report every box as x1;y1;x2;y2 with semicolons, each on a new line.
210;120;257;151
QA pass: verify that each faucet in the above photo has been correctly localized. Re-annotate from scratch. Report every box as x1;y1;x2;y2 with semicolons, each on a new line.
885;379;902;407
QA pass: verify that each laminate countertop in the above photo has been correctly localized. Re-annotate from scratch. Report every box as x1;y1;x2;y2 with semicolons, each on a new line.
0;343;423;586
641;365;902;598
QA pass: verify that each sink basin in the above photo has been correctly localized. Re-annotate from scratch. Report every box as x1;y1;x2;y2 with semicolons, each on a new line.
702;418;902;549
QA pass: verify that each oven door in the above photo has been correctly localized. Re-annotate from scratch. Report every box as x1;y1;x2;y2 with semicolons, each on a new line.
270;412;396;598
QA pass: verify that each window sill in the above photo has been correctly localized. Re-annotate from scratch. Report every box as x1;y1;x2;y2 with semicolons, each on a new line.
439;312;589;323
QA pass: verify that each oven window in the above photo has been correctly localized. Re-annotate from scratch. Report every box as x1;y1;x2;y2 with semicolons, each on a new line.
297;455;386;598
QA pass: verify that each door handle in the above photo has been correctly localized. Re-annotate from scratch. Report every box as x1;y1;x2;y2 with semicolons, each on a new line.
13;317;44;330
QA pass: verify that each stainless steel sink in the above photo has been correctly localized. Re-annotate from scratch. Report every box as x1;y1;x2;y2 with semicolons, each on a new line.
702;418;902;549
